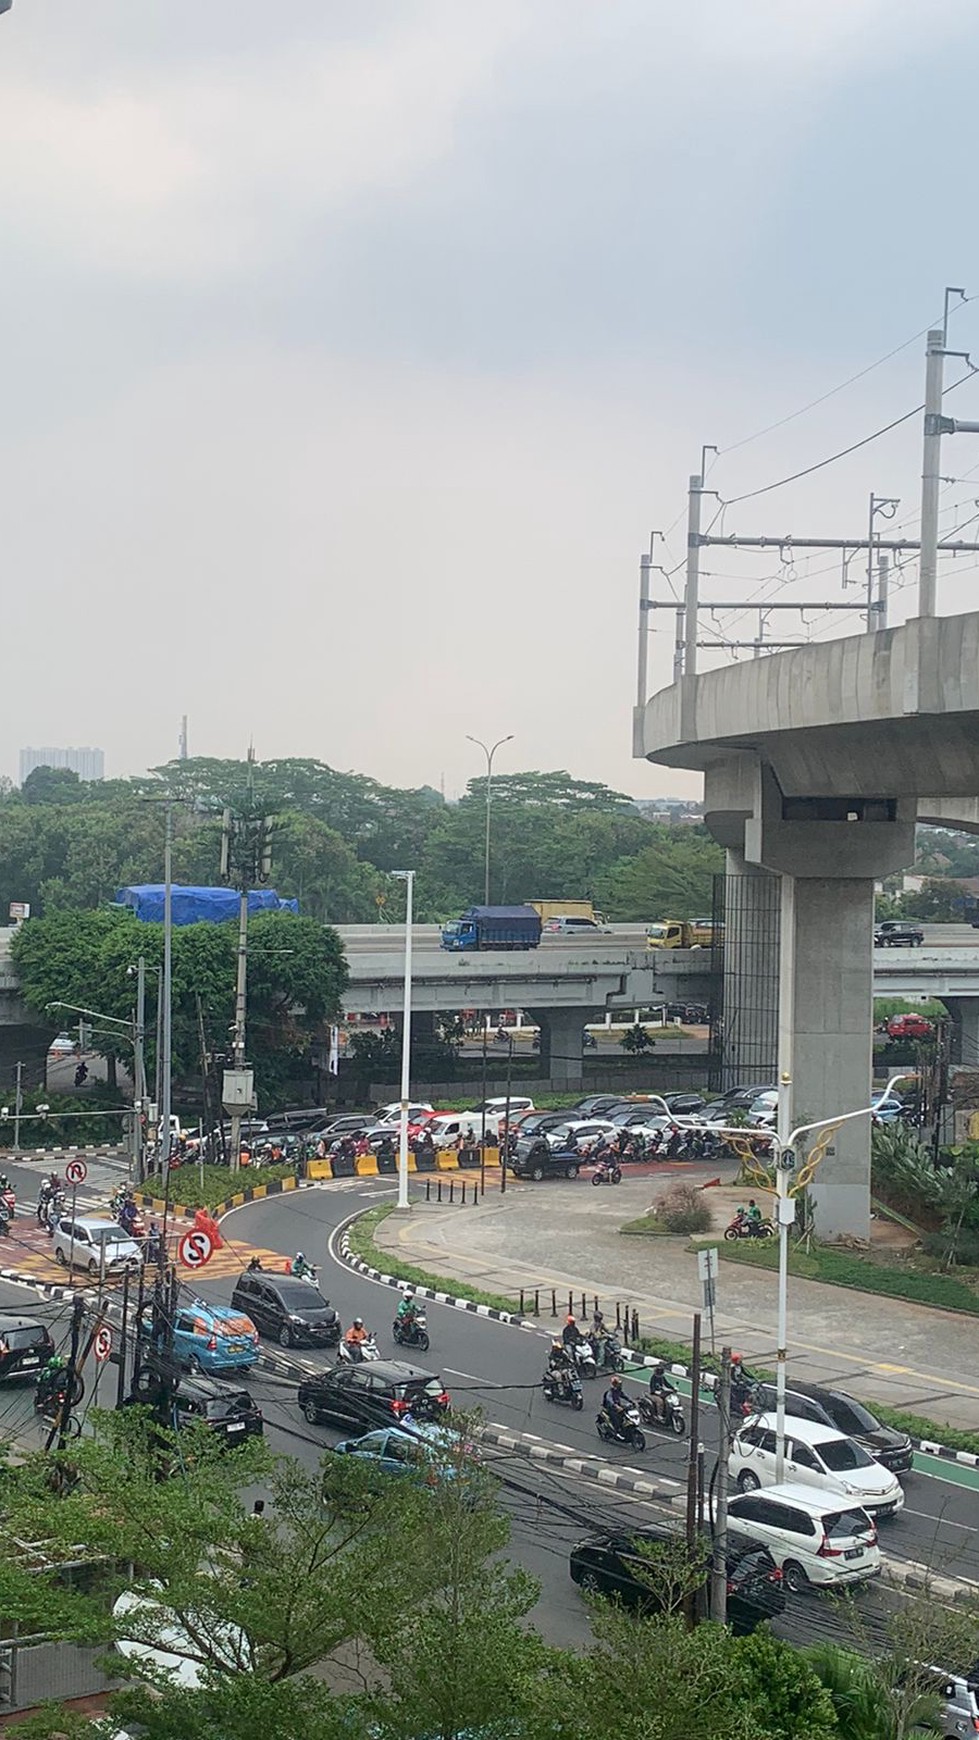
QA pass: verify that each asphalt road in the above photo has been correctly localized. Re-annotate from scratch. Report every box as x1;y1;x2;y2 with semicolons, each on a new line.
338;922;979;955
0;1171;975;1655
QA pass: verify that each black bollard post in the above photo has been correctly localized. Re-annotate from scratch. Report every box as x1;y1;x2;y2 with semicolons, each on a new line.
534;1288;540;1315
631;1307;639;1343
551;1289;557;1317
615;1301;622;1329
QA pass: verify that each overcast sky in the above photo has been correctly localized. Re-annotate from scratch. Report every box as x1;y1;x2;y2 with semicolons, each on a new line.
3;0;979;801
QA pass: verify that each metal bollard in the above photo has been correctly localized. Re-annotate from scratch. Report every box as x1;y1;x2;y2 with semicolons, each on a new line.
567;1292;574;1319
449;1180;455;1204
631;1307;639;1343
519;1289;525;1314
436;1179;443;1204
534;1288;540;1315
580;1293;586;1320
551;1289;557;1317
615;1301;622;1329
425;1179;431;1203
593;1296;600;1319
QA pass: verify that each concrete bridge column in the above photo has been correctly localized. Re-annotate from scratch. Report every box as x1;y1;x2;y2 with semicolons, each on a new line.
778;876;876;1240
720;851;779;1089
941;998;979;1068
531;1007;592;1090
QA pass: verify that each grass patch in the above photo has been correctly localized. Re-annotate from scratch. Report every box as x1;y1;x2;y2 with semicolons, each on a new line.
142;1163;296;1211
621;1213;672;1237
346;1206;521;1314
713;1236;979;1315
628;1333;979;1457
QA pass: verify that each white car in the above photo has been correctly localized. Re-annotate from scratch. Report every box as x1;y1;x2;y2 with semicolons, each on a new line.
725;1482;881;1594
545;1118;620;1147
471;1096;535;1116
746;1090;778;1128
374;1102;435;1126
730;1415;905;1517
421;1113;489;1148
47;1031;76;1057
52;1216;142;1278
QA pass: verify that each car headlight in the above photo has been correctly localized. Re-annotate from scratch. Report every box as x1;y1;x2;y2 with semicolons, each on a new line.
289;1314;304;1323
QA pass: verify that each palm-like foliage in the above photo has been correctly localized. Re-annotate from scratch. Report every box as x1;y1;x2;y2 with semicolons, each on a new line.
803;1643;942;1740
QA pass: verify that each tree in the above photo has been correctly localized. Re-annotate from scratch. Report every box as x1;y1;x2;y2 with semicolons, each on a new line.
803;1643;941;1740
463;769;637;812
20;766;85;805
900;878;967;922
620;1022;652;1053
597;831;723;922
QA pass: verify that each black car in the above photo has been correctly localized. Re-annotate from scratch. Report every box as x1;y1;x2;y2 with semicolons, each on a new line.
0;1317;55;1382
508;1137;580;1181
298;1360;450;1431
569;1528;785;1634
514;1111;575;1139
571;1096;623;1116
230;1271;342;1350
172;1376;264;1445
874;920;924;948
663;1094;707;1115
750;1379;913;1474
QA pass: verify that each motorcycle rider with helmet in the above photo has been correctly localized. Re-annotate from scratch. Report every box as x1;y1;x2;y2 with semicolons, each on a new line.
546;1339;574;1399
291;1251;314;1280
647;1360;678;1422
562;1314;582;1351
602;1373;629;1438
344;1318;369;1361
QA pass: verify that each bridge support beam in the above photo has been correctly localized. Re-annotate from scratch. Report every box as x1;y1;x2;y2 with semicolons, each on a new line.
531;1007;592;1090
720;851;779;1089
942;998;979;1068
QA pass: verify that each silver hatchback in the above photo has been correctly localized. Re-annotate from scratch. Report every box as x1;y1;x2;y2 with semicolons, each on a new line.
52;1216;141;1278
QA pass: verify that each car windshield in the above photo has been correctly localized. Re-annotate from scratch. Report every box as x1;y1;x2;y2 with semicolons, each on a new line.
204;1392;252;1420
277;1283;328;1311
824;1508;875;1540
91;1224;130;1244
646;925;668;938
828;1396;883;1435
818;1437;874;1472
4;1326;46;1350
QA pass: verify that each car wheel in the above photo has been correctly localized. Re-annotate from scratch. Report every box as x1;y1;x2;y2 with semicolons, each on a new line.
782;1560;810;1595
737;1470;761;1493
55;1247;68;1267
577;1567;602;1594
565;1164;579;1180
302;1400;320;1425
87;1259;99;1278
279;1326;292;1349
531;1167;544;1182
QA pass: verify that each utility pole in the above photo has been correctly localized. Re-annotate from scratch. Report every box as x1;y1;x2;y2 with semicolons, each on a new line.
877;552;890;632
710;1346;733;1625
682;475;703;687
116;1266;130;1408
228;885;249;1175
133;956;146;1184
48;1294;85;1454
12;1063;22;1156
160;807;173;1200
684;1311;703;1628
220;767;273;1174
918;328;946;619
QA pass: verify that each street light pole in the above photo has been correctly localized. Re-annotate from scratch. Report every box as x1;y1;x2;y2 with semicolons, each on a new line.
391;870;415;1212
160;806;173;1203
466;734;513;906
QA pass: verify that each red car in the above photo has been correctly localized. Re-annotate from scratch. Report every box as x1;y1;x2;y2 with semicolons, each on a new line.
886;1013;934;1040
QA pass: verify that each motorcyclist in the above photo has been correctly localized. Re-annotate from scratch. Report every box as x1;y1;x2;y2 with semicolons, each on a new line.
730;1353;755;1415
118;1195;138;1235
247;1255;263;1272
546;1340;574;1398
602;1373;629;1437
396;1287;417;1329
647;1360;677;1421
0;1173;10;1194
344;1318;368;1360
291;1251;314;1280
745;1198;763;1235
36;1353;67;1410
144;1221;162;1265
561;1314;582;1352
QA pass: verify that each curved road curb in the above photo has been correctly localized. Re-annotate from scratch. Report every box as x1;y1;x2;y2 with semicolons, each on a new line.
335;1212;979;1474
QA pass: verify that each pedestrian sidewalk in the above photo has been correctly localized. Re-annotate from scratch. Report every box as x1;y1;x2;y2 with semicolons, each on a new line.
375;1177;979;1434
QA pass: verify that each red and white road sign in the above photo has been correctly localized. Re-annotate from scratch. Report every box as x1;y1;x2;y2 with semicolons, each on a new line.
177;1228;215;1270
93;1325;112;1362
65;1159;87;1187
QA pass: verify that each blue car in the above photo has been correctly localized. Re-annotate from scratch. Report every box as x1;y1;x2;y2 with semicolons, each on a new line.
172;1300;260;1375
332;1423;476;1484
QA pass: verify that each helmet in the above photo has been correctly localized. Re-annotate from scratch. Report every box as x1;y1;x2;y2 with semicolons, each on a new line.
731;1352;743;1364
353;1318;364;1329
654;1361;666;1375
295;1251;304;1261
610;1375;622;1390
566;1314;575;1326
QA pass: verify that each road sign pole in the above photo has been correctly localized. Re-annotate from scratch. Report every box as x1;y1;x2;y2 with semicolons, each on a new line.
69;1184;76;1284
116;1266;129;1407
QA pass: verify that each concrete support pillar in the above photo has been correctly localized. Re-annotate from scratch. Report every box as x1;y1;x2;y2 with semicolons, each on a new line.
531;1007;592;1090
721;850;779;1089
941;999;979;1068
410;1011;436;1046
779;877;875;1241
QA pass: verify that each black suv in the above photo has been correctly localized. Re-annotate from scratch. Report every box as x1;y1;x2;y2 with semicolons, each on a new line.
750;1379;913;1474
0;1317;55;1383
508;1137;581;1181
874;920;924;948
171;1377;264;1445
230;1271;341;1350
298;1360;450;1431
569;1528;784;1635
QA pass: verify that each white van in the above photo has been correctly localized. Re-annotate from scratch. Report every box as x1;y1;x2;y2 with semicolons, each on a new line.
52;1217;141;1278
726;1482;881;1594
729;1414;905;1516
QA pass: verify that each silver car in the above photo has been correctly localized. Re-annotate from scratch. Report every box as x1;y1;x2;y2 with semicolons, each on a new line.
52;1216;142;1278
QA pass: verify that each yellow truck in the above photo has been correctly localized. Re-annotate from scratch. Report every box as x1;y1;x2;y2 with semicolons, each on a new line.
645;918;715;949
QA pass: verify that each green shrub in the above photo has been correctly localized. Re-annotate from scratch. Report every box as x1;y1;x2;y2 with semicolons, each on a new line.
657;1185;712;1236
139;1163;296;1211
718;1236;979;1313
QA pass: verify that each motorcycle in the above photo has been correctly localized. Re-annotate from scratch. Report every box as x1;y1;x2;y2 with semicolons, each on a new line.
393;1311;430;1352
0;1201;10;1238
592;1162;622;1187
34;1368;84;1421
638;1388;686;1436
0;1187;15;1221
568;1338;597;1380
590;1331;625;1373
596;1403;646;1451
542;1365;584;1410
338;1334;380;1364
43;1193;66;1235
724;1214;774;1241
291;1263;319;1285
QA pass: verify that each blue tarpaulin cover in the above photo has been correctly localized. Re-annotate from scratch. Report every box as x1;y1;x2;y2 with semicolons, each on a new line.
115;885;299;925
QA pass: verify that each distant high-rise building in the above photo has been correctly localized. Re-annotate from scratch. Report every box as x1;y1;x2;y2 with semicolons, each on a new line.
19;746;105;783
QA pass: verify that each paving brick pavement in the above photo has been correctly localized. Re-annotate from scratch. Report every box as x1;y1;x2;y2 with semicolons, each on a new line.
374;1174;979;1434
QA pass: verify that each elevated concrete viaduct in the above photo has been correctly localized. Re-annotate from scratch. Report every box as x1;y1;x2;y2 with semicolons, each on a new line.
636;609;979;1239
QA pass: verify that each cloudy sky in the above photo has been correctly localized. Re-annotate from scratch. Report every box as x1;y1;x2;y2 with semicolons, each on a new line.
3;1;979;801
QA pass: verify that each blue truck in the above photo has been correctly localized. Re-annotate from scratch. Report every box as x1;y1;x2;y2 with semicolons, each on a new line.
440;905;542;952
